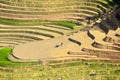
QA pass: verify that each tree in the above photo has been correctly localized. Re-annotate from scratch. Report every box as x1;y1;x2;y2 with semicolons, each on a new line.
107;0;120;6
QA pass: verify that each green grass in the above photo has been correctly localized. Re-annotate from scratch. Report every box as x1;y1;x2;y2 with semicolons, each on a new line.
0;48;18;66
53;21;79;29
0;48;38;66
0;18;79;30
0;48;16;66
0;48;12;62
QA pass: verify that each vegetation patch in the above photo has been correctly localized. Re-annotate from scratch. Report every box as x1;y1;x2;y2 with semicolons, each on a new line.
0;18;79;30
0;48;13;65
0;48;38;66
0;48;12;62
53;21;79;29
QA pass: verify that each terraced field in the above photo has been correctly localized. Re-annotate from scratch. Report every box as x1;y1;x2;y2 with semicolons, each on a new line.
0;48;120;80
12;6;120;62
0;0;120;80
0;0;111;48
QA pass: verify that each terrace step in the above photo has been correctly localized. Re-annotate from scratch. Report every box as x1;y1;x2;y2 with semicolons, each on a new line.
92;41;120;51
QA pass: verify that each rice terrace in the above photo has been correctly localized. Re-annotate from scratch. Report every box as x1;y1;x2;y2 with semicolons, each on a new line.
0;0;120;80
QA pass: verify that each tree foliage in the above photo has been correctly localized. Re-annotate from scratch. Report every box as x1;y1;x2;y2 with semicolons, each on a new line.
107;0;120;6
